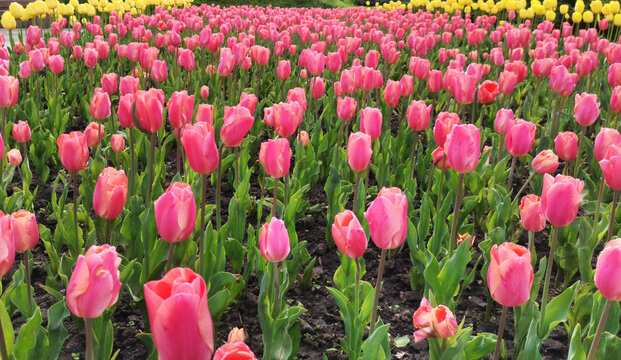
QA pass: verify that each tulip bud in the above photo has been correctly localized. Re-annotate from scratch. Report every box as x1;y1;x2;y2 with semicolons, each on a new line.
200;86;209;99
93;167;128;220
11;210;38;252
445;124;481;174
259;217;290;263
519;194;546;232
505;119;536;157
181;122;219;175
541;174;584;227
331;210;367;259
360;107;382;141
365;187;408;250
90;90;111;120
7;148;21;166
111;134;124;152
407;100;431;132
554;131;579;161
57;131;89;172
595;238;621;301
347;132;372;172
297;131;309;146
220;106;254;148
167;91;195;129
12;120;31;143
413;298;458;343
487;242;534;307
262;138;291;179
154;182;197;243
531;150;559;174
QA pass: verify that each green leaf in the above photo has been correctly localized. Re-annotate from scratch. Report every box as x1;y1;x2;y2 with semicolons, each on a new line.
14;308;42;359
394;336;410;348
568;324;586;360
0;300;13;356
362;324;390;360
465;332;497;360
540;282;579;338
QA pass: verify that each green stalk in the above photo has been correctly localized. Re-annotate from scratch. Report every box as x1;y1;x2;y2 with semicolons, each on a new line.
273;261;280;319
165;242;175;273
105;219;113;244
493;306;509;360
528;231;535;267
507;156;517;190
573;126;586;178
24;252;32;314
198;173;207;276
369;248;387;335
216;144;223;230
129;128;136;197
85;318;94;360
146;133;157;205
272;177;279;218
0;299;7;360
355;257;361;313
607;190;619;242
586;298;613;360
539;226;559;334
449;173;465;252
72;171;80;252
513;172;535;204
409;132;419;180
352;171;361;216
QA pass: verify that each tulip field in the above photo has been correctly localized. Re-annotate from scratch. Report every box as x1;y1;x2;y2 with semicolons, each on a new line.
3;0;621;358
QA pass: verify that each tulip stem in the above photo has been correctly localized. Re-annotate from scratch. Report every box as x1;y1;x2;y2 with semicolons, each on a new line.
586;298;612;360
273;261;280;319
129;128;136;197
146;133;157;206
166;242;175;273
355;257;361;313
409;132;419;180
352;171;361;216
272;177;279;218
24;252;32;314
573;127;586;178
72;171;80;253
513;172;534;204
216;144;223;230
493;305;509;360
369;248;387;335
539;226;558;335
607;190;619;243
449;173;465;253
85;318;94;360
435;166;447;215
507;156;517;190
198;173;207;276
528;231;535;266
1;107;5;142
105;219;112;244
176;134;181;176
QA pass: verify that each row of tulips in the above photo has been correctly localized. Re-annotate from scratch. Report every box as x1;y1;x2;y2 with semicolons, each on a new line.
0;1;621;359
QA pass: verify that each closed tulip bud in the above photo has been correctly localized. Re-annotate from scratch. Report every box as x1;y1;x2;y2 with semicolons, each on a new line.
144;268;214;360
12;120;30;143
155;182;197;243
151;60;168;82
310;77;324;99
276;60;291;80
213;343;256;360
494;108;514;135
400;75;414;97
90;90;111;120
227;328;246;344
200;86;209;99
287;87;307;112
168;91;195;129
0;214;14;276
7;148;21;166
57;131;89;172
347;132;372;172
434;112;460;147
11;210;38;252
457;233;475;248
111;134;124;153
101;73;117;95
412;298;458;343
331;210;367;259
48;55;64;74
84;122;105;147
297;131;309;146
220;106;254;148
550;65;578;97
427;69;443;93
365;187;408;250
93;167;127;220
487;242;534;307
383;80;401;108
407;100;431;132
505;119;536;157
18;61;30;79
574;93;600;126
594;128;621;162
119;76;139;96
182;122;219;175
0;75;18;108
67;245;122;318
263;138;291;179
554;131;579;161
477;80;499;104
445;124;481;173
360;107;382;141
519;194;546;232
337;96;357;121
599;144;621;190
117;94;135;129
135;89;164;134
239;93;258;115
595;238;621;301
273;101;303;138
498;71;518;95
532;150;560;174
259;217;290;263
541;174;584;227
196;104;214;127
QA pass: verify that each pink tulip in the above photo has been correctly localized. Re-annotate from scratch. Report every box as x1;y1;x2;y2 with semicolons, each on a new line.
259;217;290;263
111;134;124;152
196;104;214;127
432;147;451;170
331;210;368;259
57;131;89;172
119;76;139;96
383;80;401;108
101;73;118;95
273;101;303;138
0;214;15;276
347;132;372;172
287;87;307;111
505;119;536;157
407;100;432;132
90;90;111;120
445;124;481;173
168;91;195;129
412;298;458;343
594;238;621;301
117;94;135;128
498;71;518;95
297;131;309;146
337;97;357;121
550;65;578;97
364;187;408;250
263;138;291;179
599;144;621;190
144;268;214;360
360;107;382;141
154;182;197;243
477;80;500;104
84;47;98;68
594;128;621;162
18;61;31;79
532;150;560;174
135;89;164;133
277;60;291;80
310;77;324;99
200;86;209;99
452;74;476;104
554;131;579;161
93;167;128;220
519;195;546;232
239;93;258;115
220;106;254;148
427;70;443;92
433;112;460;147
0;76;19;108
151;60;168;82
11;210;38;252
213;342;256;360
487;242;533;307
574;93;600;126
541;174;584;227
7;149;21;166
84;122;105;147
494;109;514;135
66;245;122;318
12;120;31;143
48;55;64;74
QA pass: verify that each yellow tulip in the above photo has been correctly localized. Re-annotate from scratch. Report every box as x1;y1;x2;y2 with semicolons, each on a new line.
612;1;621;14
591;0;603;14
34;0;46;15
545;10;556;21
534;4;545;15
1;12;16;30
583;10;594;22
560;4;568;14
615;13;621;25
572;11;582;23
70;0;79;8
604;4;611;15
575;0;584;13
542;0;556;10
9;3;25;19
46;0;59;10
607;14;614;22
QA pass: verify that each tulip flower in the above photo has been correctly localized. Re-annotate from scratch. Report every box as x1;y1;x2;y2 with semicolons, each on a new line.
239;93;258;115
383;80;401;108
433;112;460;148
213;342;256;360
337;97;357;121
413;298;458;343
7;148;20;166
263;138;291;180
111;134;124;153
57;131;89;172
554;131;578;162
347;132;372;173
574;93;600;127
101;73;118;95
477;80;500;104
505;119;536;157
12;120;30;144
487;242;534;360
259;217;290;263
11;210;38;253
445;124;481;174
220;106;254;148
332;210;367;259
427;70;442;92
119;76;139;96
84;122;105;148
93;167;127;226
287;88;307;112
541;174;583;228
297;131;309;146
360;107;382;141
181;122;219;175
0;214;15;277
532;150;560;174
277;60;291;80
144;268;214;360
